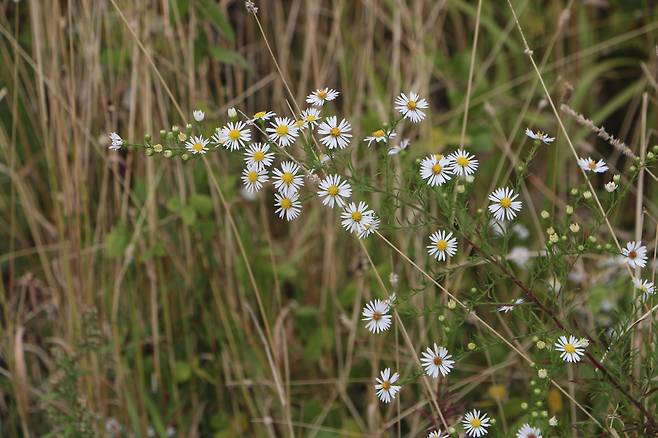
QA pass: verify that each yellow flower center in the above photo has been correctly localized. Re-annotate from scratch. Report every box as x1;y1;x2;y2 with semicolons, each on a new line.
193;142;204;152
282;172;293;185
372;311;381;321
330;127;341;137
373;129;385;138
436;240;448;251
229;129;240;140
253;151;265;162
254;111;266;119
351;211;362;222
432;163;442;174
280;198;292;209
433;357;443;366
456;156;469;167
248;171;258;183
470;418;481;428
328;185;339;196
628;250;637;259
407;100;417;110
564;343;576;354
381;380;391;390
318;89;327;99
306;115;317;122
500;197;512;208
294;120;304;127
276;125;289;136
588;161;597;170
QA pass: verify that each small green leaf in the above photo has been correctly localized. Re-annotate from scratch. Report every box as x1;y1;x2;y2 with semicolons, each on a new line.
196;0;235;42
209;46;251;71
190;193;214;215
174;361;192;383
106;223;130;258
181;205;197;226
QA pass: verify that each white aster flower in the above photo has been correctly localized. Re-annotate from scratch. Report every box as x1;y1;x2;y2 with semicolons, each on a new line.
306;88;339;106
185;135;209;155
554;335;585;363
192;109;205;122
362;299;392;333
243;143;275;170
358;214;380;239
388;138;410;156
318;116;352;150
213;121;251;151
516;424;542;438
427;431;448;438
622;241;648;269
462;409;491;437
420;344;455;378
498;298;524;313
317;174;352;208
272;161;304;196
548;417;558;427
364;129;396;147
420;154;454;187
604;181;618;192
227;107;237;118
633;278;655;300
427;230;458;261
578;157;608;173
274;192;301;221
525;128;554;144
449;149;479;176
267;117;299;147
241;165;268;193
374;368;401;403
109;132;123;150
249;110;276;124
341;201;375;235
300;107;322;128
488;187;522;221
394;91;429;123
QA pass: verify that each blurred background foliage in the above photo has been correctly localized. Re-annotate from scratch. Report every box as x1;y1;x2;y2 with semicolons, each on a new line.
1;0;658;436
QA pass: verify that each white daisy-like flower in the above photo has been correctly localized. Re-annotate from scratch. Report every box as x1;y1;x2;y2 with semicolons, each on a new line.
300;107;322;128
388;138;410;156
241;165;268;193
525;128;554;144
243;143;275;170
394;91;429;123
498;298;525;313
185;135;209;155
266;117;299;148
420;344;455;378
427;431;449;438
374;368;401;403
420;155;454;187
358;214;380;239
622;241;648;269
633;278;655;300
341;201;375;235
578;157;609;173
427;230;458;261
193;110;205;122
274;192;301;221
249;110;276;124
516;424;542;438
605;181;618;192
554;335;585;363
462;409;491;437
272;161;304;196
488;187;522;221
364;129;396;147
306;88;339;106
449;149;479;176
317;174;352;208
548;417;558;427
318;116;352;150
362;299;392;333
109;132;123;150
214;121;251;151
